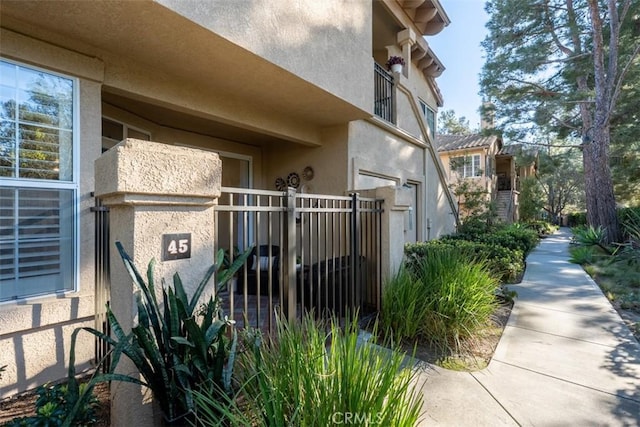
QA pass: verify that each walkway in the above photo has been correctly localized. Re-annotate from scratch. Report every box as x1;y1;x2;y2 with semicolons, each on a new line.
416;228;640;426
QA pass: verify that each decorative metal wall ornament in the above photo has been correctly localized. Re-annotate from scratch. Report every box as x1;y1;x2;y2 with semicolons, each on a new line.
275;177;286;191
302;166;314;181
287;172;301;188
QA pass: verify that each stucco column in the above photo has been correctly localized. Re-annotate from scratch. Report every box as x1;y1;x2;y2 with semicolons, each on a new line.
373;186;413;284
397;28;416;78
94;139;221;427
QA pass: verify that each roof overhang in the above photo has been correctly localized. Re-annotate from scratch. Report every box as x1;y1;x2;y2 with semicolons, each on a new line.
398;0;450;36
0;1;369;146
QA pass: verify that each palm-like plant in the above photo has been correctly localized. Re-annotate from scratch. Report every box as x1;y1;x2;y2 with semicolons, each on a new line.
69;242;252;425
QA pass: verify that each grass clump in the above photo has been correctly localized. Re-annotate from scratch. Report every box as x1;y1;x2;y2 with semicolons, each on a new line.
570;211;640;319
406;239;523;283
192;314;423;427
383;246;499;352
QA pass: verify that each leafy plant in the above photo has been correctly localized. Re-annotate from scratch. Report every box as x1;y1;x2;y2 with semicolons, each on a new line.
569;245;596;264
385;55;405;69
193;315;423;427
72;243;252;425
618;207;640;245
524;220;558;236
6;382;100;427
407;239;523;283
572;225;613;255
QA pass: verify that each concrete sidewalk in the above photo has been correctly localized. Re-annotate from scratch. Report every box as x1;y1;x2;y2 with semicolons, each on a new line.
416;228;640;426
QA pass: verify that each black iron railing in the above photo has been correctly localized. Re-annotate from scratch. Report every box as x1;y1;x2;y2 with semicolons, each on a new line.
215;187;383;333
91;194;111;372
91;187;383;337
374;63;395;124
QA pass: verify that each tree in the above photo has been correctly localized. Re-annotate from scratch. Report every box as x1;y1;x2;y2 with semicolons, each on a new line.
537;148;585;221
437;109;473;135
518;176;545;222
481;0;640;243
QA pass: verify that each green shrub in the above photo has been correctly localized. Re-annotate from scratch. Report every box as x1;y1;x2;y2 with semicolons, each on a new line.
569;246;597;265
192;315;423;427
6;382;100;427
456;217;501;239
410;247;499;348
387;246;499;349
618;206;640;243
406;239;523;283
524;220;558;236
567;212;587;227
483;225;539;256
572;225;613;255
448;224;538;258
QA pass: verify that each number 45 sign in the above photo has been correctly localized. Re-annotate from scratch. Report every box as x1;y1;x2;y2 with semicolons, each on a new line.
162;233;191;261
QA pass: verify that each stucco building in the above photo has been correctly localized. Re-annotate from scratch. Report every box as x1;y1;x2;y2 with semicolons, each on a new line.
436;133;537;223
0;0;457;397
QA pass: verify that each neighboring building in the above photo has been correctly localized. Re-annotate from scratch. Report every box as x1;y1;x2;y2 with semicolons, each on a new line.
436;133;536;223
0;0;458;397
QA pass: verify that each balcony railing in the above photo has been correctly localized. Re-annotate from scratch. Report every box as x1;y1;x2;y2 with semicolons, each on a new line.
374;63;394;124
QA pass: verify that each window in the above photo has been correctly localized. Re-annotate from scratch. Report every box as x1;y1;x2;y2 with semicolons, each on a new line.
0;59;77;301
451;154;482;178
419;100;436;141
102;117;150;152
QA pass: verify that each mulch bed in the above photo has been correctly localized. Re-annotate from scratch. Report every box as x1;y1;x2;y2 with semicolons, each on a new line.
0;380;110;426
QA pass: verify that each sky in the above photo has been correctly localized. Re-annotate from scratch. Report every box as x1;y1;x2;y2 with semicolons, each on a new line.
428;0;490;130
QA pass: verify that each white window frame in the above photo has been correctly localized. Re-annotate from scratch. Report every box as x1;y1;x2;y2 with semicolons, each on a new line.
419;100;436;141
451;154;482;178
0;58;79;302
174;143;255;249
101;116;151;152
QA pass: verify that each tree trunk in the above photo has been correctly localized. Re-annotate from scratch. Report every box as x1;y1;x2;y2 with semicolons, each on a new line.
591;122;621;242
586;0;623;243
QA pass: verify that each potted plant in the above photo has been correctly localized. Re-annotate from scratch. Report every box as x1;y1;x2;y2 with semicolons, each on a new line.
386;55;405;73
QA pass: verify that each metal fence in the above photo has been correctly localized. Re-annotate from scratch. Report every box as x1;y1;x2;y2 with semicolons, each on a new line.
91;194;111;372
374;63;395;124
93;186;383;345
215;187;384;333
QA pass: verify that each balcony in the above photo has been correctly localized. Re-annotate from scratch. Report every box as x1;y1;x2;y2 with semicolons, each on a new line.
374;63;395;124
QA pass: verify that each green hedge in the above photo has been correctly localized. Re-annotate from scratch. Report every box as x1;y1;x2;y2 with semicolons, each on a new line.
567;212;587;227
405;239;524;283
441;225;538;258
523;220;558;237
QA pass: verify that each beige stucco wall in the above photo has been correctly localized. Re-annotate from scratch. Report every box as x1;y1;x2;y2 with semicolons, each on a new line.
348;119;456;242
439;147;492;194
0;34;103;397
101;103;266;189
157;0;373;113
264;125;350;195
0;0;458;399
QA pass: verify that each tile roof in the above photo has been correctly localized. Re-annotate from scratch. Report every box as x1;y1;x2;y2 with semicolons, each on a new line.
498;143;521;156
434;134;500;152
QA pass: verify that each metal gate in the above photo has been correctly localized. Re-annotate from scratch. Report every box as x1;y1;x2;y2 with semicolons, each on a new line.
215;187;383;332
93;187;384;338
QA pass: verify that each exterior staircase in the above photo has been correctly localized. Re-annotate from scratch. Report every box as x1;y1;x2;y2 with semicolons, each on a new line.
495;190;514;223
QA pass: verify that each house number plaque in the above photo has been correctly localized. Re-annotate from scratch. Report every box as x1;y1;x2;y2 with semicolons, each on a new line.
162;233;191;261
